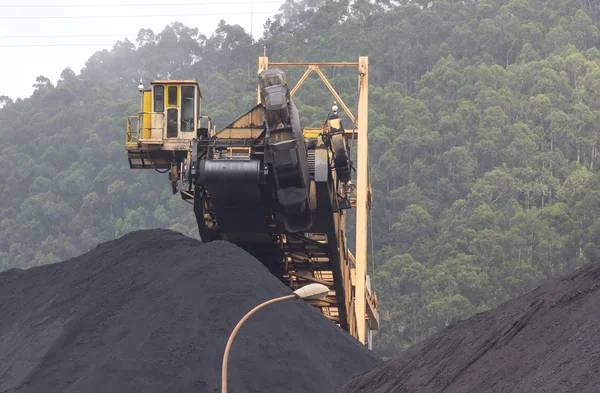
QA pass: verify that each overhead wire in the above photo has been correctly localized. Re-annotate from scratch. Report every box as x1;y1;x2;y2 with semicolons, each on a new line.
0;3;279;46
0;34;137;38
0;0;281;7
0;11;277;20
0;1;278;46
0;43;120;47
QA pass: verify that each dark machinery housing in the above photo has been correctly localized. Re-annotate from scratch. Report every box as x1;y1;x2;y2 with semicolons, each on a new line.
193;68;348;276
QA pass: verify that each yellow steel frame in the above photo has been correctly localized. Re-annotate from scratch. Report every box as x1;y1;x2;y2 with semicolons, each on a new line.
257;56;376;344
165;84;179;107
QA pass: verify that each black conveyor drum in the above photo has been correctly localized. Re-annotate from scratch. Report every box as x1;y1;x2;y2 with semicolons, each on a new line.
198;159;262;184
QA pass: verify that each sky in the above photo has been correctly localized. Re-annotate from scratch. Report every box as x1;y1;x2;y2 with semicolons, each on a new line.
0;0;282;99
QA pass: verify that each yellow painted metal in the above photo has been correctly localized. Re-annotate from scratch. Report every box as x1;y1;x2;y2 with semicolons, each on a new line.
290;67;314;97
270;62;359;66
227;147;251;158
355;56;369;344
366;287;380;330
329;117;342;129
138;139;164;145
265;62;357;128
152;79;197;84
216;105;265;139
305;127;359;140
302;128;321;139
257;56;269;104
142;91;152;139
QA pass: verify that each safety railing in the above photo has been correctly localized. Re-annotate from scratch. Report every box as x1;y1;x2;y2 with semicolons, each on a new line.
126;112;166;144
126;116;139;143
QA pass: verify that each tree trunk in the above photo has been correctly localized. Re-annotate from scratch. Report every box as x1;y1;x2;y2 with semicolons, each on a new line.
542;193;545;208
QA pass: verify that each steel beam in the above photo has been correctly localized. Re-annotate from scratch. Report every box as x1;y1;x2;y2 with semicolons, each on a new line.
355;56;369;345
290;67;314;96
269;62;359;66
313;67;357;126
257;56;269;104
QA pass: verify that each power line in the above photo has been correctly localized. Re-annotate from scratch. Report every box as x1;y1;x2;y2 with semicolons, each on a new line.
0;1;282;7
0;11;277;19
0;43;118;47
0;34;133;38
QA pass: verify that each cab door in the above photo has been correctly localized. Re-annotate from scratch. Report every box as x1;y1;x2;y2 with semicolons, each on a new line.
151;84;165;140
166;85;179;138
179;85;197;140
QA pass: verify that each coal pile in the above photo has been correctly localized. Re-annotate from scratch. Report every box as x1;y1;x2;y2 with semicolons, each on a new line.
343;262;600;393
0;229;380;393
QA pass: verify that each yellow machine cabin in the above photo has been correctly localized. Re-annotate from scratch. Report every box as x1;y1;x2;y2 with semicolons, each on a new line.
126;79;213;168
126;79;215;194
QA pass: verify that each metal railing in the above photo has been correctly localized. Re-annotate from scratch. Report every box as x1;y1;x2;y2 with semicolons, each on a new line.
126;115;139;143
127;112;217;144
126;112;166;143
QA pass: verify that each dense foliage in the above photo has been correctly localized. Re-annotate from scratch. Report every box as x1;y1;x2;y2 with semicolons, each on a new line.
3;0;600;358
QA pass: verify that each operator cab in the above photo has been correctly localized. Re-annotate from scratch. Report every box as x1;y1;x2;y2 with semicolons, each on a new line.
146;80;202;142
126;79;213;170
142;80;202;142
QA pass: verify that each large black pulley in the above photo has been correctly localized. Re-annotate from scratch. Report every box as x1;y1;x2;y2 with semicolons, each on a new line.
198;159;263;184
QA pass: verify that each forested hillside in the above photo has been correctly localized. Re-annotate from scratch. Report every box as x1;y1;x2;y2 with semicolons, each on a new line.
3;0;600;357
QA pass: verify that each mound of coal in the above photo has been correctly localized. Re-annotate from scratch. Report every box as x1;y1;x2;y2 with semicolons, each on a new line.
0;229;380;393
343;263;600;393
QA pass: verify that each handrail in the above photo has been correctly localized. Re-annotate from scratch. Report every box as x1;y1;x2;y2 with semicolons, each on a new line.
127;112;166;143
126;116;138;143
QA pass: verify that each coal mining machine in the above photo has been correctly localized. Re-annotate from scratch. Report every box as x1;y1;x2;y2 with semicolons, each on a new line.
125;56;379;347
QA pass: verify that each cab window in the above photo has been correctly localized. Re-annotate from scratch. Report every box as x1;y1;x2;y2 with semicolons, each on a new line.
168;86;177;106
181;86;195;132
154;85;164;112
